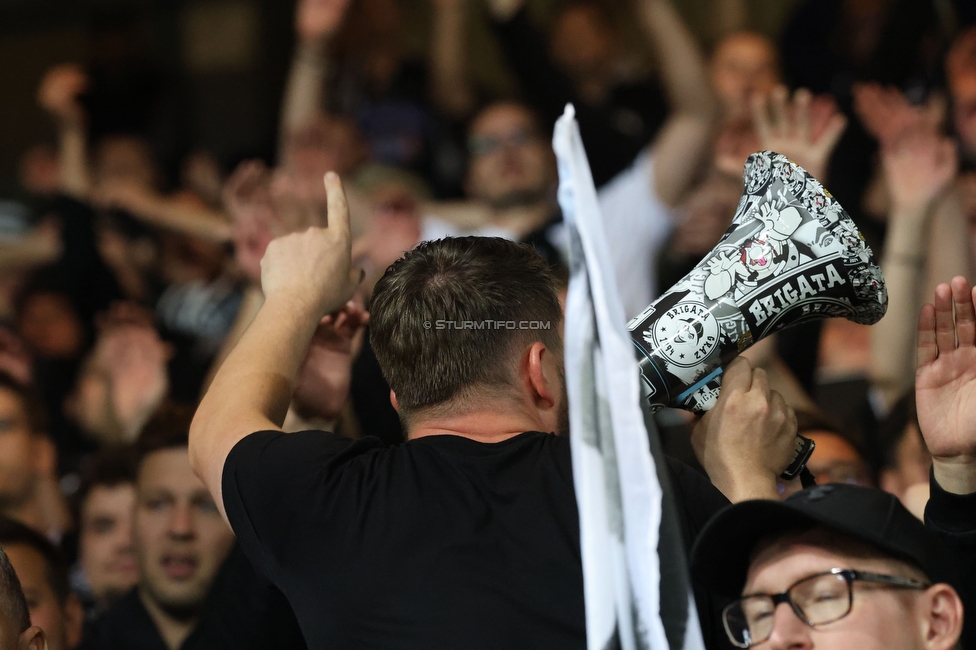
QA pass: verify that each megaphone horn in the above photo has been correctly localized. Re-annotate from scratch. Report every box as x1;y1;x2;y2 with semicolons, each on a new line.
628;151;887;479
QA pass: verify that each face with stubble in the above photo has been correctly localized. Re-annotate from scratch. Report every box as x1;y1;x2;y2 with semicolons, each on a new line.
133;448;234;618
465;104;556;210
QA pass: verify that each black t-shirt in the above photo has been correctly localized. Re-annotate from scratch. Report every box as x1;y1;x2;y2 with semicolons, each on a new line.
221;430;586;649
925;474;976;650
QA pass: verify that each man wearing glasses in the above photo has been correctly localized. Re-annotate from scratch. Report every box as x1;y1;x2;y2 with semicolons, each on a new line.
690;277;976;649
690;483;963;649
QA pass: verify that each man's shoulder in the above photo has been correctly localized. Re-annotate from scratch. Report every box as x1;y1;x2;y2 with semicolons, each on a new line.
227;429;388;467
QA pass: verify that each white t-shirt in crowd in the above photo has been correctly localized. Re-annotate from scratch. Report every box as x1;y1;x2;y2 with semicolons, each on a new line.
420;150;674;320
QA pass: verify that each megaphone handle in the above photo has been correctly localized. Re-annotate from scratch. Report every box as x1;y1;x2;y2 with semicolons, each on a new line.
636;349;816;481
781;435;816;481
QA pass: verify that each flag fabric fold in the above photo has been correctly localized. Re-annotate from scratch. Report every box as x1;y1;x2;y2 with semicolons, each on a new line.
554;105;706;650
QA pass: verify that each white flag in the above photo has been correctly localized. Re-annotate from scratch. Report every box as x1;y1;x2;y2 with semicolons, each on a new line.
555;105;706;650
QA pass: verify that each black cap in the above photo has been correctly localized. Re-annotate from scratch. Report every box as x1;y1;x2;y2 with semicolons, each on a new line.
690;484;956;597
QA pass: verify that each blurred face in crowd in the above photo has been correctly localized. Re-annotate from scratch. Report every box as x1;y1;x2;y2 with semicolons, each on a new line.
742;530;954;650
80;483;138;607
3;544;82;650
92;136;158;193
804;430;873;487
550;4;615;83
133;448;234;617
158;228;228;286
947;27;976;156
18;145;60;198
710;32;780;120
466;104;555;210
353;180;422;291
286;114;367;183
17;292;84;360
0;389;42;515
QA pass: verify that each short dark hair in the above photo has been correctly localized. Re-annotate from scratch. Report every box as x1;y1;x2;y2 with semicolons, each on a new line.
466;100;546;143
0;372;48;435
0;515;70;605
135;402;193;472
73;447;138;524
0;545;30;634
369;237;563;418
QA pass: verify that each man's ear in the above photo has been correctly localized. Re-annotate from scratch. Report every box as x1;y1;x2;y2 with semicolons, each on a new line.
920;583;964;649
389;390;399;412
18;626;46;650
525;341;557;409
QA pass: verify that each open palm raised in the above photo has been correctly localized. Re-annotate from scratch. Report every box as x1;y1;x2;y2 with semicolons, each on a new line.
916;277;976;492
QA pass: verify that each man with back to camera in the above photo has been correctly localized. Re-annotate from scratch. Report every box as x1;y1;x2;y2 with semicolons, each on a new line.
189;174;804;649
0;545;45;650
688;276;976;650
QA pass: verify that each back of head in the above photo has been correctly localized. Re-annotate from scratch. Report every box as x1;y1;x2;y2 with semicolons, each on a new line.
370;237;562;422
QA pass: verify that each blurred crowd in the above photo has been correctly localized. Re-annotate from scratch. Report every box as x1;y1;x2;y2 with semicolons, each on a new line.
1;0;976;648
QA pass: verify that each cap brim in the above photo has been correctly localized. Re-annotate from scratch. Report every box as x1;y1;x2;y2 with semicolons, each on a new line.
689;499;826;597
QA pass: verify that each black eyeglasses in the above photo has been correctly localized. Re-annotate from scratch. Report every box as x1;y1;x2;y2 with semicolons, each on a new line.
467;128;540;157
722;568;930;648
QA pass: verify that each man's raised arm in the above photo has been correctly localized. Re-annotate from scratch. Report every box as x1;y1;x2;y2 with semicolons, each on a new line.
915;276;976;650
189;172;362;521
638;0;718;207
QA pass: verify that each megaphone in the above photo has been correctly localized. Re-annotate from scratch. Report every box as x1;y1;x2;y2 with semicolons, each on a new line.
628;151;887;479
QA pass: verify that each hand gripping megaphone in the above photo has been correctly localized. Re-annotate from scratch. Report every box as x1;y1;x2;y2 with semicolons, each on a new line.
628;151;888;479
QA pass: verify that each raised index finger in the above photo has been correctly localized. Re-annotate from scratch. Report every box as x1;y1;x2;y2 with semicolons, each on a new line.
324;171;351;245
